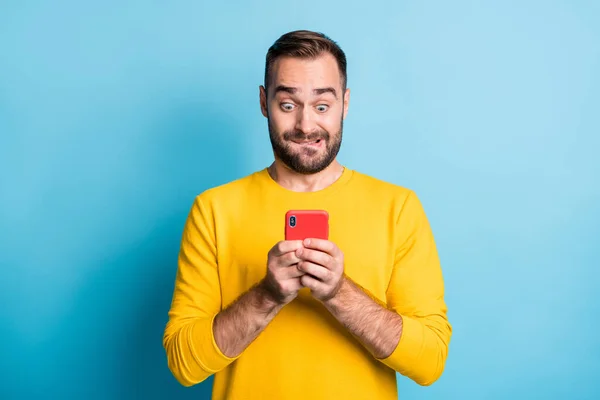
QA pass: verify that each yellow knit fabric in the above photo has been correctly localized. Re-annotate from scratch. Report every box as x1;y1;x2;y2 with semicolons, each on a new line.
163;167;452;399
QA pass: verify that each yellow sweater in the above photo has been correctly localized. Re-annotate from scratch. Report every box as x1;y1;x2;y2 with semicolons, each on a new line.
163;167;452;399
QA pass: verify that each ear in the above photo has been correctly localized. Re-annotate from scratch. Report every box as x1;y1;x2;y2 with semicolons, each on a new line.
342;88;350;120
259;85;268;118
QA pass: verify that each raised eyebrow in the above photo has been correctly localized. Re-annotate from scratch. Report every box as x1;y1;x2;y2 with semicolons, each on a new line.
313;87;337;99
274;85;298;95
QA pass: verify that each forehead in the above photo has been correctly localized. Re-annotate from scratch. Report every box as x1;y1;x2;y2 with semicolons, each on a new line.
270;53;342;93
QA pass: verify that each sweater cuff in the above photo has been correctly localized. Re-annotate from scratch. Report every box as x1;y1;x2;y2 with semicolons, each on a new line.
378;314;424;375
190;313;239;373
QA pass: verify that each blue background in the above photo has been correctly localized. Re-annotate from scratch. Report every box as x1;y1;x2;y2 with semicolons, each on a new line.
1;1;599;399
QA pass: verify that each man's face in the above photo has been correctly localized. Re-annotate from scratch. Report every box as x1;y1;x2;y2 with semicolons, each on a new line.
260;53;350;174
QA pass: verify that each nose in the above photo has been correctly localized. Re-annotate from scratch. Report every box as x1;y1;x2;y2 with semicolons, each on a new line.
295;106;317;134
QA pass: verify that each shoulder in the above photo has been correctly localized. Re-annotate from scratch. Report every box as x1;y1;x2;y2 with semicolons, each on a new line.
190;170;261;208
350;169;415;201
348;169;430;220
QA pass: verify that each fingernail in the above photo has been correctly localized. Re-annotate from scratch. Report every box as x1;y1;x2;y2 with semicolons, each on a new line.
304;239;311;246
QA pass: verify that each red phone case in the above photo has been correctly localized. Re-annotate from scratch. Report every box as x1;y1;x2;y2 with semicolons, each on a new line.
285;210;329;241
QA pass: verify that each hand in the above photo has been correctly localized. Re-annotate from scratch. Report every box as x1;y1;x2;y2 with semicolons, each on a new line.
295;238;345;302
260;240;305;305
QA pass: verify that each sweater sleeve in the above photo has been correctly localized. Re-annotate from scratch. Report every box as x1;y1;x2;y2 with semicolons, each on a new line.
377;190;452;386
162;194;239;386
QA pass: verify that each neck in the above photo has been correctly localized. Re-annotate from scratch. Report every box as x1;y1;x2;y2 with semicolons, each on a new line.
267;159;344;192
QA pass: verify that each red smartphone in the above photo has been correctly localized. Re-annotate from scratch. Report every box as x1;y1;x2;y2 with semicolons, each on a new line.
285;210;329;241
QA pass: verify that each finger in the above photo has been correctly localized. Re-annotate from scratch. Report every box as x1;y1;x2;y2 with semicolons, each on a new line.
282;277;303;293
281;263;305;279
297;261;330;281
300;274;328;292
302;238;339;257
296;247;333;269
277;251;302;267
271;240;304;257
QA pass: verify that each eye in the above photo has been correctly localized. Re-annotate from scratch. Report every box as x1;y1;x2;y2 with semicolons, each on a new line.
316;104;329;112
281;103;295;112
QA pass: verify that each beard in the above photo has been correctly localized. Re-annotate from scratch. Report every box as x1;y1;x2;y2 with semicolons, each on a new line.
268;116;343;175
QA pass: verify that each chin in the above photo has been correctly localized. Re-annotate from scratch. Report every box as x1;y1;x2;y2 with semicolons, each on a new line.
292;160;331;174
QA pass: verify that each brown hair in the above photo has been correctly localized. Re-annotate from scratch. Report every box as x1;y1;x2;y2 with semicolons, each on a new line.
264;30;347;92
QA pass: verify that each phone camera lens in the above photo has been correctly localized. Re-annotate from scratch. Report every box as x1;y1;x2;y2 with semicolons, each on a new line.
289;216;296;227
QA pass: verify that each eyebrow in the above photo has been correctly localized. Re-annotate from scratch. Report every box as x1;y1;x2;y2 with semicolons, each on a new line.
274;85;298;95
313;87;337;99
274;85;338;99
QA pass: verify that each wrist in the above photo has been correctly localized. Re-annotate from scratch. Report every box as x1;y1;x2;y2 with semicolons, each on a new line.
256;279;286;308
322;275;349;309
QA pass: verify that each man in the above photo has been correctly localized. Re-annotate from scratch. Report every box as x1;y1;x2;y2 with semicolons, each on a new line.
163;30;452;399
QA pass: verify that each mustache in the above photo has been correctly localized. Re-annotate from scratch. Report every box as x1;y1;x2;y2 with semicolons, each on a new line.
283;130;330;142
